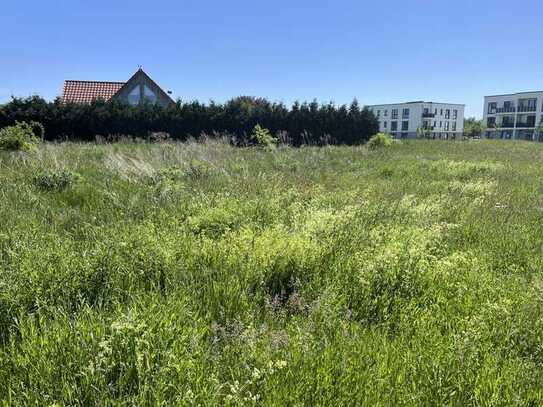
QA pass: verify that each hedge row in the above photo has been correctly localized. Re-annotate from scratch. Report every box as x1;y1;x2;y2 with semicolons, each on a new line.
0;96;379;145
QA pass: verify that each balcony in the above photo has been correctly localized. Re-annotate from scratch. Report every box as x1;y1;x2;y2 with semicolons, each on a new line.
518;106;537;113
496;106;516;113
422;112;435;118
516;122;536;128
500;122;515;128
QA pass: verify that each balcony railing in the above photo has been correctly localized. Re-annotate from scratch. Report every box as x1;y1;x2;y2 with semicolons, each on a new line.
496;106;516;113
518;106;537;113
516;122;536;128
422;112;435;118
500;122;515;128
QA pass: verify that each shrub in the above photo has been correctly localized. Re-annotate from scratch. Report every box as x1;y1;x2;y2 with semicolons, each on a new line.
32;169;77;191
252;124;277;149
367;132;393;150
0;121;43;152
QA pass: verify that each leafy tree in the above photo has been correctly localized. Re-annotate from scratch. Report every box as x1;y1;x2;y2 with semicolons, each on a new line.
463;117;484;139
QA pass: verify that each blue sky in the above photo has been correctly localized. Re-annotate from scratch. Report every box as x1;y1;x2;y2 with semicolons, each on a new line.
2;0;543;117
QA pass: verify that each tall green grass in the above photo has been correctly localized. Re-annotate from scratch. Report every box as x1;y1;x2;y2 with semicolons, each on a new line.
1;139;543;405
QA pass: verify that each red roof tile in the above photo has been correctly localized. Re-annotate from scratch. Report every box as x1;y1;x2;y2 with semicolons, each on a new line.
62;80;125;103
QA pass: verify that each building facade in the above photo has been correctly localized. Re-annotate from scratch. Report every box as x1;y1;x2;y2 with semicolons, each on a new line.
483;92;543;140
368;101;465;139
62;69;174;107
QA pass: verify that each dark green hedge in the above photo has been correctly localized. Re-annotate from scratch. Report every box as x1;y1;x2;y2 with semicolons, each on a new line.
0;96;378;145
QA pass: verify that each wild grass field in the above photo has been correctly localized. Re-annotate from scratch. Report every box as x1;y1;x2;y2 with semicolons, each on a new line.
1;139;543;405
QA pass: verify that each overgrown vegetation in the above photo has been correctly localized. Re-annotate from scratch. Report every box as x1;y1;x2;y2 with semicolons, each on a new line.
0;121;43;151
367;132;393;149
1;139;543;404
0;96;378;145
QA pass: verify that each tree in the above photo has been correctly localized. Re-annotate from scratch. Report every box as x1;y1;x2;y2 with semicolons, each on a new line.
463;117;484;139
535;119;543;142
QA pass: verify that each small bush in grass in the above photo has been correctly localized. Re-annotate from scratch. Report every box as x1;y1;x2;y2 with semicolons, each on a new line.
0;121;43;152
252;124;277;149
32;169;78;191
367;132;393;150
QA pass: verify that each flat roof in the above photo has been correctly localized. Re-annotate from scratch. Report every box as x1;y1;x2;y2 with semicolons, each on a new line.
485;91;543;98
367;101;465;107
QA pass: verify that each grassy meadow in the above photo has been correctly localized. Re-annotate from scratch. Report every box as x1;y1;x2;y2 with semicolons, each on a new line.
1;139;543;405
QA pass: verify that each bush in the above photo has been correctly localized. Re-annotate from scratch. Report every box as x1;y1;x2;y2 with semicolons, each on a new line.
367;132;393;150
0;121;43;152
252;124;277;149
32;169;77;191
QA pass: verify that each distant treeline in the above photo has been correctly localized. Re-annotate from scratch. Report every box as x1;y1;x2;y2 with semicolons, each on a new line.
0;96;379;145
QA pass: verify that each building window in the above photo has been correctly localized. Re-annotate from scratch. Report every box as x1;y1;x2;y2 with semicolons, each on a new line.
434;108;438;115
488;102;497;114
391;121;398;131
402;108;410;119
143;85;158;104
377;110;381;117
128;86;140;105
384;109;388;116
445;109;450;119
452;122;457;131
453;109;458;119
439;121;442;128
433;121;436;127
383;121;387;129
440;109;443;115
487;117;496;127
402;121;409;131
445;122;450;131
391;109;398;119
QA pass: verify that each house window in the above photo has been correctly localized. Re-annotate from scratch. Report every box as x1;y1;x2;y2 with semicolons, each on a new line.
402;121;409;131
128;86;140;105
391;109;398;119
402;108;410;119
143;85;158;104
391;121;398;131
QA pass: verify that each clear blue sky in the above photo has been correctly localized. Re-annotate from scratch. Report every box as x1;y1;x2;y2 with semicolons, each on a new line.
2;0;543;118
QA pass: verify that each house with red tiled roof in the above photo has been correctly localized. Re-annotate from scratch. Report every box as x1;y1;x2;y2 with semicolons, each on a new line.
62;68;174;107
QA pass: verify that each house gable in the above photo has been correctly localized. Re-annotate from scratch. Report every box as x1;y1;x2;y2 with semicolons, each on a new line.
112;69;174;107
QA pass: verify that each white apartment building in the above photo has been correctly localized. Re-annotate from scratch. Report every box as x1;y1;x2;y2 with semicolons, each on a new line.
483;91;543;140
368;101;465;139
